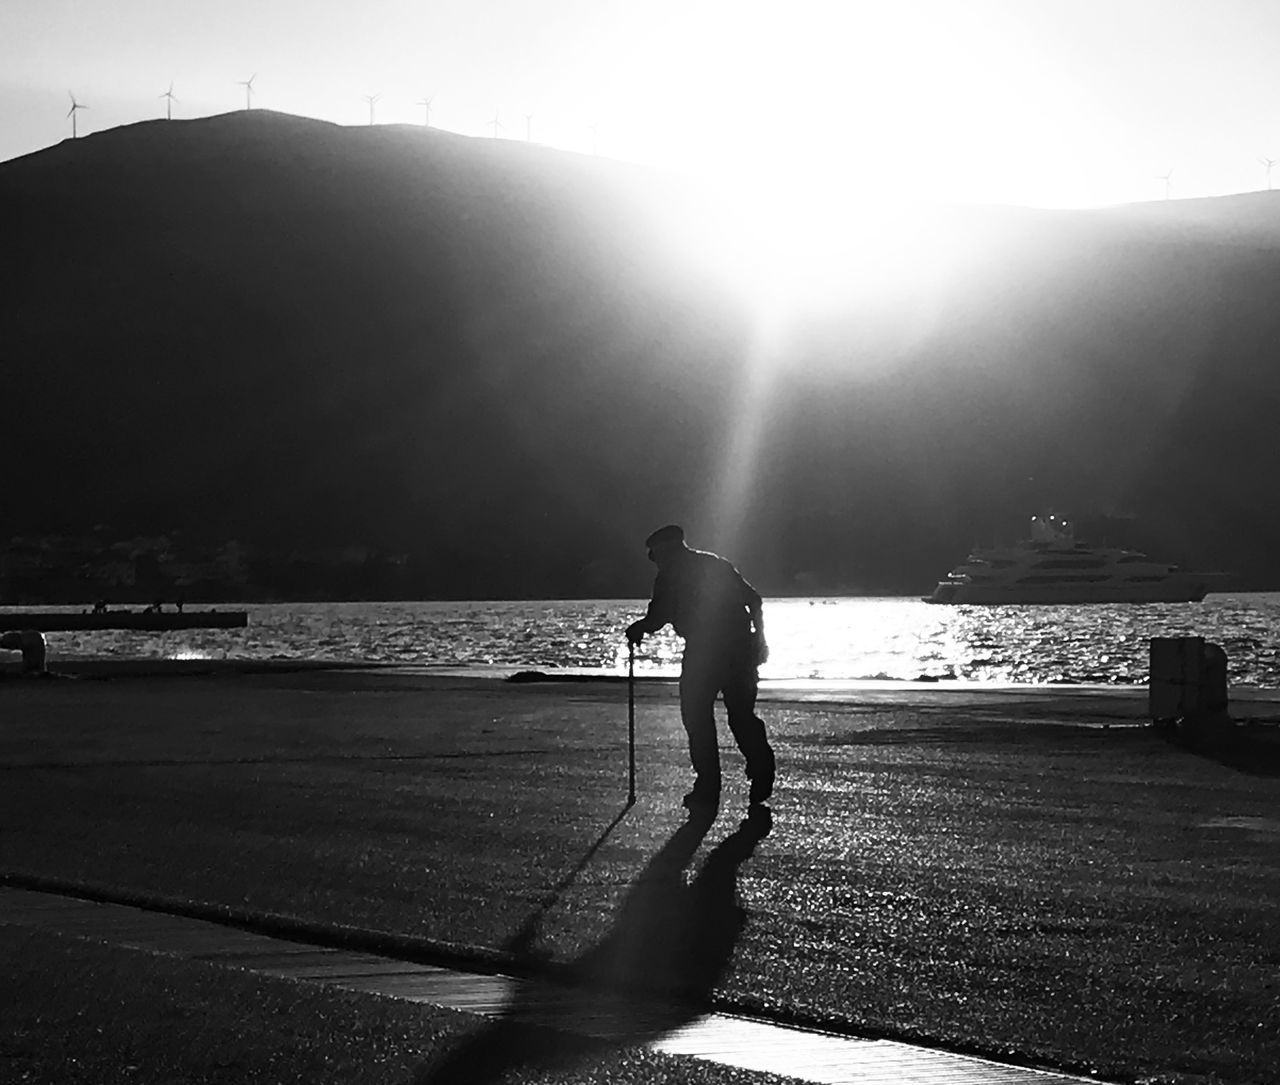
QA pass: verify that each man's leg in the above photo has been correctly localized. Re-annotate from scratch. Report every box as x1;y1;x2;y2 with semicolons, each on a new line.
722;659;774;804
678;657;723;803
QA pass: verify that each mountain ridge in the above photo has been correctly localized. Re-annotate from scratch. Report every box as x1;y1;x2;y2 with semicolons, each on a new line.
4;111;1280;599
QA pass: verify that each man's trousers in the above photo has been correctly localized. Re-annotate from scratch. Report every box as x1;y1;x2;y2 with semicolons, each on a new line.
678;645;771;793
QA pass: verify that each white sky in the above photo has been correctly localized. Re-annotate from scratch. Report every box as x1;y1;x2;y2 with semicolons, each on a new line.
5;0;1280;208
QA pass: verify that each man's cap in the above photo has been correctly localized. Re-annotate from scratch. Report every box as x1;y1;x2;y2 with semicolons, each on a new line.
645;524;685;548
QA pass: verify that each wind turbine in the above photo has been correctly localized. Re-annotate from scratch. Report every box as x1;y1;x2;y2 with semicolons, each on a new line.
1157;168;1174;200
363;93;380;125
525;113;533;141
1261;156;1278;191
416;96;433;126
238;73;256;110
489;110;504;138
160;80;178;120
66;92;87;138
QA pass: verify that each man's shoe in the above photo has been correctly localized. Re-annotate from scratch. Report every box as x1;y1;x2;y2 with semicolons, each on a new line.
747;745;775;805
681;785;721;811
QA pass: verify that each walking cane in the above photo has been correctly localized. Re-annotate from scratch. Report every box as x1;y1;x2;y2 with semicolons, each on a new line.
627;639;637;806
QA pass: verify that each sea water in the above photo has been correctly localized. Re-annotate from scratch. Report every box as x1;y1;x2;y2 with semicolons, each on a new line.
27;593;1280;688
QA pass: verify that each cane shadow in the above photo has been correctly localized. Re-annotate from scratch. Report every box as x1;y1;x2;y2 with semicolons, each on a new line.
504;803;632;960
411;804;773;1085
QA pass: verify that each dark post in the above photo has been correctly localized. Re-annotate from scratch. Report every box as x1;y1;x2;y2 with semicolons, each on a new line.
627;640;636;805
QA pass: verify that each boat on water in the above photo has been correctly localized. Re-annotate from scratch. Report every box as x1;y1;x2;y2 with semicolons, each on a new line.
922;515;1209;605
0;609;248;632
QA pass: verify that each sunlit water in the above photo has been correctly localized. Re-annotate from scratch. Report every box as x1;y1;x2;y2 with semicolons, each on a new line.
19;593;1280;687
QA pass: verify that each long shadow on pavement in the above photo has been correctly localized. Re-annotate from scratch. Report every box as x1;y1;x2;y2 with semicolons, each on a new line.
412;804;773;1084
504;804;632;959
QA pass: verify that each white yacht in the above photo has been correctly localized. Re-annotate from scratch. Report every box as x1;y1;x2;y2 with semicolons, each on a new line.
923;515;1209;605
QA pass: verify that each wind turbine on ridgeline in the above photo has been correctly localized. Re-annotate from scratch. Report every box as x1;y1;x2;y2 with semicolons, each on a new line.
416;96;433;126
238;73;257;110
489;110;504;138
1260;156;1278;191
363;93;381;125
1157;168;1174;200
525;113;533;141
160;80;178;120
66;92;87;138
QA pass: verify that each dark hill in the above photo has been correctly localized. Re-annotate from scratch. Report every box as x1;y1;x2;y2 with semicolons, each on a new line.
3;111;1280;599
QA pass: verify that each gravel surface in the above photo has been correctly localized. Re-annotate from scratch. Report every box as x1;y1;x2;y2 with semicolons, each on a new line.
1;668;1277;1083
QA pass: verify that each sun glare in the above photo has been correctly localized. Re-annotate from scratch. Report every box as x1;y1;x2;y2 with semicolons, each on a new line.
609;1;1060;320
710;178;958;313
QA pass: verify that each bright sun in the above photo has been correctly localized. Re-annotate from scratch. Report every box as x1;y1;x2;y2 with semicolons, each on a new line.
595;1;1081;317
663;174;959;324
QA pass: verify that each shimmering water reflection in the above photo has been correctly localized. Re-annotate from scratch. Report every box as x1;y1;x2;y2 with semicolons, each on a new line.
28;593;1280;687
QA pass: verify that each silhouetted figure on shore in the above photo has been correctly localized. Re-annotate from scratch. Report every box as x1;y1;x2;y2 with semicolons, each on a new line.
627;525;774;810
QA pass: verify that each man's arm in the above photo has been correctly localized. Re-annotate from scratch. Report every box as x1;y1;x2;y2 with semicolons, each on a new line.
626;572;674;644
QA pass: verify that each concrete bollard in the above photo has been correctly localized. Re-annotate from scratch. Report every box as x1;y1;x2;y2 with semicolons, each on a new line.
0;629;48;674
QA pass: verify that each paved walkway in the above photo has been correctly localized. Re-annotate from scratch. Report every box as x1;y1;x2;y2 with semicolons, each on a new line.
0;886;1109;1085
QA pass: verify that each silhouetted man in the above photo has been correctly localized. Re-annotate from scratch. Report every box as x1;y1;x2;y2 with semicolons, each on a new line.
626;524;775;809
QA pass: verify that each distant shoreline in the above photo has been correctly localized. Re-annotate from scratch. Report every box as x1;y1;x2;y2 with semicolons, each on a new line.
7;656;1280;716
